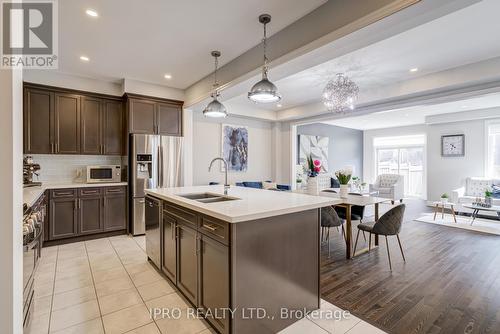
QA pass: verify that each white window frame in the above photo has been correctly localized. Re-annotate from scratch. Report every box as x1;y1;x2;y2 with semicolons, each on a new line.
485;119;500;179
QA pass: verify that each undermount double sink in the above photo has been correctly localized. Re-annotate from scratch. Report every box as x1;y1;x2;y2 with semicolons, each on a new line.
178;192;240;203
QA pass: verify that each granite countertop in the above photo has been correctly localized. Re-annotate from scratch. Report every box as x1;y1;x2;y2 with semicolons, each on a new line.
23;181;128;207
146;185;341;223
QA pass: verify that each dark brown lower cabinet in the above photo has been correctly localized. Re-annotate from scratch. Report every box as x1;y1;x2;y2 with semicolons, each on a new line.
176;223;198;306
50;197;78;240
48;186;126;241
162;213;177;283
199;234;230;334
104;192;127;231
79;196;103;235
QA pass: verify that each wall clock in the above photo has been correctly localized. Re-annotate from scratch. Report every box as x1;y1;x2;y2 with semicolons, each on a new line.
441;134;465;157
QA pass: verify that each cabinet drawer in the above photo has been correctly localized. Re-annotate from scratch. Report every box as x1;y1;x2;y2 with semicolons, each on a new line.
78;187;103;197
163;202;197;227
50;189;77;198
199;216;229;245
104;186;126;195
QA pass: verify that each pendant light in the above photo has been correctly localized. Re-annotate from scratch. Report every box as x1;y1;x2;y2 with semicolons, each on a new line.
203;51;228;118
248;14;281;104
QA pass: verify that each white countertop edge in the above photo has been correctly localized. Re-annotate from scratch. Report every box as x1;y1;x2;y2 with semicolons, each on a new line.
145;187;341;223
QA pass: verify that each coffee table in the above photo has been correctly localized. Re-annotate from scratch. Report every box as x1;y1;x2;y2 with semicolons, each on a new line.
432;201;457;223
462;203;500;225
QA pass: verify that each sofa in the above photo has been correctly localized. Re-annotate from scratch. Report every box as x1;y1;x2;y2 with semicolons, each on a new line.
369;174;404;203
451;177;500;216
236;181;291;191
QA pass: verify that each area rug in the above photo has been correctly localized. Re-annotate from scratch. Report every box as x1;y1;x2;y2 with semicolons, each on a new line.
415;213;500;236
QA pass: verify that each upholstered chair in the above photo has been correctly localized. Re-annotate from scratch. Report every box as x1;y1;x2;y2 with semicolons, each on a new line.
353;204;406;270
321;206;345;257
369;174;404;204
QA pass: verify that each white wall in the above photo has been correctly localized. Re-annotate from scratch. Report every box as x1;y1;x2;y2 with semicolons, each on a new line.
364;119;494;201
192;112;274;186
0;69;23;333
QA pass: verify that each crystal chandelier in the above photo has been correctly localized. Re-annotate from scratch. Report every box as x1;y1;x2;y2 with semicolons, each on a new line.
203;51;227;118
322;73;359;113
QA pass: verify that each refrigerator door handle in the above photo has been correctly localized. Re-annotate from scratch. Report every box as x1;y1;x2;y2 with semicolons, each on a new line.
160;145;164;187
157;142;163;188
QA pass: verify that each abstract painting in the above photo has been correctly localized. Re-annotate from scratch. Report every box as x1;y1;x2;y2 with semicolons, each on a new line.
298;135;329;172
222;124;248;172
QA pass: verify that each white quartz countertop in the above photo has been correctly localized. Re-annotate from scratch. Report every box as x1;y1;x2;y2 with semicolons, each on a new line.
23;181;128;207
145;185;341;223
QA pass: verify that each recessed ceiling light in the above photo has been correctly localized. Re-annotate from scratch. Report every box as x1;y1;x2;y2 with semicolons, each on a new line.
461;105;468;108
409;68;419;73
85;9;98;17
277;104;282;108
80;56;90;62
164;74;172;79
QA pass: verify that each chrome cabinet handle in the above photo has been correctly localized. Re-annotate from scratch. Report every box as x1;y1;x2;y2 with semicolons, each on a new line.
203;223;218;232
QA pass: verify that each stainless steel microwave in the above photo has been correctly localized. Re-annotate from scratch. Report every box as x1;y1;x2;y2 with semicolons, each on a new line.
86;165;121;183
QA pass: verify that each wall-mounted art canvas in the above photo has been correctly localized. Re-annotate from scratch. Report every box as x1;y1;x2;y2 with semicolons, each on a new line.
222;124;248;172
298;135;329;172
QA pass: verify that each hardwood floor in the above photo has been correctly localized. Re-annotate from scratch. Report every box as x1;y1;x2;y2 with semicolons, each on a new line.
320;199;500;334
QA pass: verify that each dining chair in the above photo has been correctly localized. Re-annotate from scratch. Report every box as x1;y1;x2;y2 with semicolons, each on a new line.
353;204;406;270
321;206;346;257
335;192;367;241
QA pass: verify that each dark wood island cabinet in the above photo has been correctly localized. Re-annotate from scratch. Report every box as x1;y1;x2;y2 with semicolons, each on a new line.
144;186;335;334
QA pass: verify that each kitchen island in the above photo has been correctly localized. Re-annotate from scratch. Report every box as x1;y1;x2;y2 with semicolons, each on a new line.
145;185;340;334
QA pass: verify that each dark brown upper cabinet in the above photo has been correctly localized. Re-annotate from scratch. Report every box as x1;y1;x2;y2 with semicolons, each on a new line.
23;83;125;155
126;94;183;136
24;88;54;154
103;100;124;155
54;93;81;154
81;97;124;155
81;96;102;155
157;103;182;136
128;99;156;134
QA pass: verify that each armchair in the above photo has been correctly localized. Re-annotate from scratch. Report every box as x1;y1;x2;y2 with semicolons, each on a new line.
369;174;404;204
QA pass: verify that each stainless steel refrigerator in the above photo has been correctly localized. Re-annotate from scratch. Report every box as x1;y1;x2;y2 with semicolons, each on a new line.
130;134;183;236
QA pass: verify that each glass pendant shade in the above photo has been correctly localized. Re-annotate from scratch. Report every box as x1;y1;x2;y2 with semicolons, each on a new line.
203;50;228;118
248;14;281;104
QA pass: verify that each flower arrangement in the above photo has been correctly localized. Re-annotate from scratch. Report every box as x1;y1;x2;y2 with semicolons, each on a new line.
306;155;322;177
441;193;449;203
335;168;352;185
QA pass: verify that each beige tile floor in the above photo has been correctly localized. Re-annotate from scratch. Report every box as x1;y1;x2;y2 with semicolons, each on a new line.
26;235;385;334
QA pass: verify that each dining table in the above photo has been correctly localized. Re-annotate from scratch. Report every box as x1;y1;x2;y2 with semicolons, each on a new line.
296;188;392;259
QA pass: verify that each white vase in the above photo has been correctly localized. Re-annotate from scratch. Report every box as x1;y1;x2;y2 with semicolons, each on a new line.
441;198;448;204
307;177;319;195
339;184;349;198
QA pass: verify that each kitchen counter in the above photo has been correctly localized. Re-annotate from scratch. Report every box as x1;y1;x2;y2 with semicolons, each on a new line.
145;185;340;223
23;181;128;207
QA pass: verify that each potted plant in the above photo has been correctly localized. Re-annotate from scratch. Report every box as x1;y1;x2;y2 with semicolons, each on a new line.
485;188;493;207
335;168;352;198
440;193;449;204
306;155;322;195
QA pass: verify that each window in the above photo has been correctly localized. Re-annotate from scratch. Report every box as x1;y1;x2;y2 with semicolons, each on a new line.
374;135;425;198
487;122;500;178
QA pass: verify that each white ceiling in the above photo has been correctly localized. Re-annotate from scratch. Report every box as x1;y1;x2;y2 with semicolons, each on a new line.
57;0;326;89
224;0;500;113
321;94;500;130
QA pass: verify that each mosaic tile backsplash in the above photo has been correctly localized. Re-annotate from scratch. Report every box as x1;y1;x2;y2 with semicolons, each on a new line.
26;155;125;183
